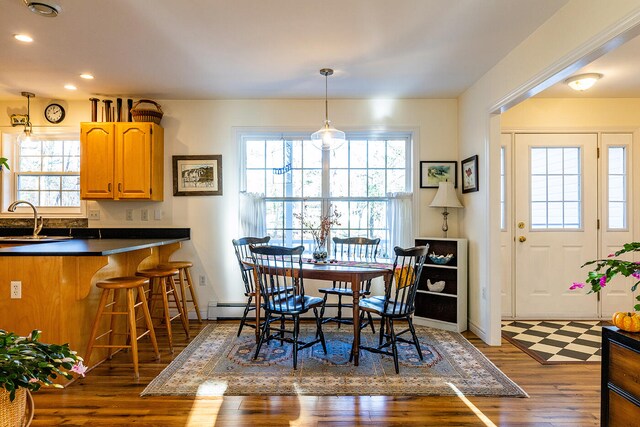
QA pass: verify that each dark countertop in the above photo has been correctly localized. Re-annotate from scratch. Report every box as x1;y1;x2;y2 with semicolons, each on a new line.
0;228;190;256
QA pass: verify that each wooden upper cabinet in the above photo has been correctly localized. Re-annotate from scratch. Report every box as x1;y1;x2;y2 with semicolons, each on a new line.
80;122;164;201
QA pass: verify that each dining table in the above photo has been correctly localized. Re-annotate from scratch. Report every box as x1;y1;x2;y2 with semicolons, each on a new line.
245;256;393;366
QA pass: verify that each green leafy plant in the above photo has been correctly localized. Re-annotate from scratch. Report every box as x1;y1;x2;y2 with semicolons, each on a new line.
0;329;86;401
0;157;9;171
571;242;640;311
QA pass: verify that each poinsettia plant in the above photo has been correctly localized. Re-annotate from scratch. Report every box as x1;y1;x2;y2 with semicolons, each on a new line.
0;329;86;401
571;242;640;311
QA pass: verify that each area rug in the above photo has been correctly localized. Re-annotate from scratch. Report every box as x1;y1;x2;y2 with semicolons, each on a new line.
502;320;602;364
141;323;527;397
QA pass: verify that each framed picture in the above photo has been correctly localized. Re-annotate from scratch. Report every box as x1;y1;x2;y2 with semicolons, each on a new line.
420;161;457;188
461;155;479;193
173;155;223;196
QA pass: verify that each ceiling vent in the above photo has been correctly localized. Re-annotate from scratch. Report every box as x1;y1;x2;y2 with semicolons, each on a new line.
24;1;60;17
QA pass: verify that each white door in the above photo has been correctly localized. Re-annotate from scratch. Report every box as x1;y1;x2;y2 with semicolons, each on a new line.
514;133;598;318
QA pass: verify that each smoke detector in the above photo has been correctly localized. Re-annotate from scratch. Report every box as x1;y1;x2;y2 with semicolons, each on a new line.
24;1;61;17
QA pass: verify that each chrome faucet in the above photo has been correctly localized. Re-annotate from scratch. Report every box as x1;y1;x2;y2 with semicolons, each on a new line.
8;200;43;238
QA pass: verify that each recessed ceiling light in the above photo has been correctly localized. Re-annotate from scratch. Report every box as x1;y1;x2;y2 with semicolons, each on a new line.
564;73;603;91
80;74;94;80
64;84;77;90
26;2;60;17
14;34;33;43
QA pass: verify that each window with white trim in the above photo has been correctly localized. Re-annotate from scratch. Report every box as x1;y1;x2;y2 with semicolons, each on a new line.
607;146;627;229
240;132;412;257
2;131;83;215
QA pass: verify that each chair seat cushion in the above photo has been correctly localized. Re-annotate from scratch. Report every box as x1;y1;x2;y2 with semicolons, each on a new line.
317;287;370;296
360;296;410;316
265;295;323;313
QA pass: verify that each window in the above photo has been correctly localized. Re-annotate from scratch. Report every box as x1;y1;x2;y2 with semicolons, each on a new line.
2;131;82;215
608;146;627;229
530;147;581;229
241;132;412;257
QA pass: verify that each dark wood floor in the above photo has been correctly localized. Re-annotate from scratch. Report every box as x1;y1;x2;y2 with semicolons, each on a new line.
30;320;600;426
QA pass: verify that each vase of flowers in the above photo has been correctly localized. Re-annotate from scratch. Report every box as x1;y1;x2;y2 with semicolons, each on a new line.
0;329;86;426
572;242;640;330
293;203;341;261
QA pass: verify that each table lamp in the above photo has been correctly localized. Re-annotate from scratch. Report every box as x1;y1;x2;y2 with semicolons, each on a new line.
429;181;463;237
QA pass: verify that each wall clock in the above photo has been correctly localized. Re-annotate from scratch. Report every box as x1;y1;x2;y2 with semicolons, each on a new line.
44;103;65;124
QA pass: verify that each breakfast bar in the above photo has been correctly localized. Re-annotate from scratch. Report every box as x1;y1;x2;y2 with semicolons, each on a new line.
0;228;190;378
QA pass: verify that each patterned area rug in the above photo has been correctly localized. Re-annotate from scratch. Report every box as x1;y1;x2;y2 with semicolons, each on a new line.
141;323;527;397
502;320;602;364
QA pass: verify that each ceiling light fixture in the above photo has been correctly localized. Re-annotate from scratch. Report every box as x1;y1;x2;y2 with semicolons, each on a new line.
311;68;346;151
17;92;35;144
564;73;603;91
79;74;94;80
13;34;33;43
24;1;60;17
64;84;77;90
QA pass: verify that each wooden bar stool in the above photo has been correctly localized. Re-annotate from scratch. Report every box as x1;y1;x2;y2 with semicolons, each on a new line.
136;267;189;352
84;276;159;379
158;261;202;324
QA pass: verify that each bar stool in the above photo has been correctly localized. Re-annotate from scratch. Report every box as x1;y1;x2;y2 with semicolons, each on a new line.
136;266;189;352
158;261;202;324
84;276;160;379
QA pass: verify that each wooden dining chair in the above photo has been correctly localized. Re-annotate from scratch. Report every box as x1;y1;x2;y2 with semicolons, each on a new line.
351;244;429;374
250;244;327;369
232;236;271;336
318;236;380;332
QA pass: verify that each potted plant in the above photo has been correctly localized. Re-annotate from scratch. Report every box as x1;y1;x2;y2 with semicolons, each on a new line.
572;242;640;331
0;329;86;426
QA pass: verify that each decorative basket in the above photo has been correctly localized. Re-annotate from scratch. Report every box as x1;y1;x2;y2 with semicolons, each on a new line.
0;388;33;427
130;99;163;125
427;279;446;292
428;252;454;265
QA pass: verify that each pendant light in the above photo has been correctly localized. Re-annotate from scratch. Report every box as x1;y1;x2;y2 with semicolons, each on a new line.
311;68;346;151
17;92;35;144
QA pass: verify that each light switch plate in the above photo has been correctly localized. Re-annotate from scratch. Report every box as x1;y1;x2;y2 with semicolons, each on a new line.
141;208;149;221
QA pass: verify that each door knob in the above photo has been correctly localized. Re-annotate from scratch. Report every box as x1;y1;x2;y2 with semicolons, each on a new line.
518;236;527;243
518;222;525;229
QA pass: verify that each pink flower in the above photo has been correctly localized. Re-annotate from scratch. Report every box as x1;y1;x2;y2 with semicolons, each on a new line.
600;276;607;287
70;361;87;377
632;271;640;280
28;378;39;383
569;282;585;290
608;253;615;258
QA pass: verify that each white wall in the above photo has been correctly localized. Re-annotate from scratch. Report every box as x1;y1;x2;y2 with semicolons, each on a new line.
1;98;459;313
459;0;640;344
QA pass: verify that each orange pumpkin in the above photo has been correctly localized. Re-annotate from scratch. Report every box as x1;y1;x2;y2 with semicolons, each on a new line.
612;311;640;332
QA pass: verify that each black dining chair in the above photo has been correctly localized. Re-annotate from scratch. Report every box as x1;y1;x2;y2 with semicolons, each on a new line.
232;236;271;337
249;244;327;369
351;245;429;374
318;236;380;332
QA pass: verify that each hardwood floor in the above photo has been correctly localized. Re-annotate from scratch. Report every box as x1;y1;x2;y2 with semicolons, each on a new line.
31;320;600;426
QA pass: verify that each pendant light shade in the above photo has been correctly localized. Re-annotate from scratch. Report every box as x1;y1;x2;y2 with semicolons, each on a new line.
311;68;346;151
17;92;35;144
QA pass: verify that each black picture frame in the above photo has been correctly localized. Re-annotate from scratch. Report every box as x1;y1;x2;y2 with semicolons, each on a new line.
173;155;223;196
419;161;457;188
461;155;479;193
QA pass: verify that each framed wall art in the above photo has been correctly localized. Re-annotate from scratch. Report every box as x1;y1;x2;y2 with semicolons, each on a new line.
461;155;479;193
173;155;223;196
420;161;457;188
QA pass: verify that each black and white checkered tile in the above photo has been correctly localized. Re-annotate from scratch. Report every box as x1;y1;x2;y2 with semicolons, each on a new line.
502;320;602;363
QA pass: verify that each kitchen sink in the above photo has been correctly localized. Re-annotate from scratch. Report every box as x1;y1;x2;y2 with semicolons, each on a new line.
0;236;73;243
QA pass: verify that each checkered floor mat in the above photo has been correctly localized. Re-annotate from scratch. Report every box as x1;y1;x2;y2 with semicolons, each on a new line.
502;320;602;364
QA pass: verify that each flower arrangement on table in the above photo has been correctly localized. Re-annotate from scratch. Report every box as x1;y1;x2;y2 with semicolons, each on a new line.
0;329;86;402
571;242;640;331
293;203;341;260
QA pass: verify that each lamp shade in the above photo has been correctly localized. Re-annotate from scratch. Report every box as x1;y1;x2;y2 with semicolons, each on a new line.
430;181;463;208
311;120;346;150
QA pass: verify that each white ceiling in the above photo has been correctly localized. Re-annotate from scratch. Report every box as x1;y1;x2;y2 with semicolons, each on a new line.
0;0;568;101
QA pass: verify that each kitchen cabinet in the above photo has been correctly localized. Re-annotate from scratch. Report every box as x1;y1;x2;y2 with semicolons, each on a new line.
80;122;164;200
414;237;467;332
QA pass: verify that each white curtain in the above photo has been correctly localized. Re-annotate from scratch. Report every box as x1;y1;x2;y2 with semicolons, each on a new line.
387;192;413;254
239;192;266;237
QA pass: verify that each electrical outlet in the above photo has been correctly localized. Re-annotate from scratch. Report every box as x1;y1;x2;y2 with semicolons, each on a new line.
125;208;133;221
481;287;487;300
154;208;162;220
199;275;206;286
10;281;21;299
88;209;100;220
141;208;149;221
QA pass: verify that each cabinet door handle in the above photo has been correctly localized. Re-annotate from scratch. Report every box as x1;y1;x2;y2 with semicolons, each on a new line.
108;183;112;192
118;183;122;192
